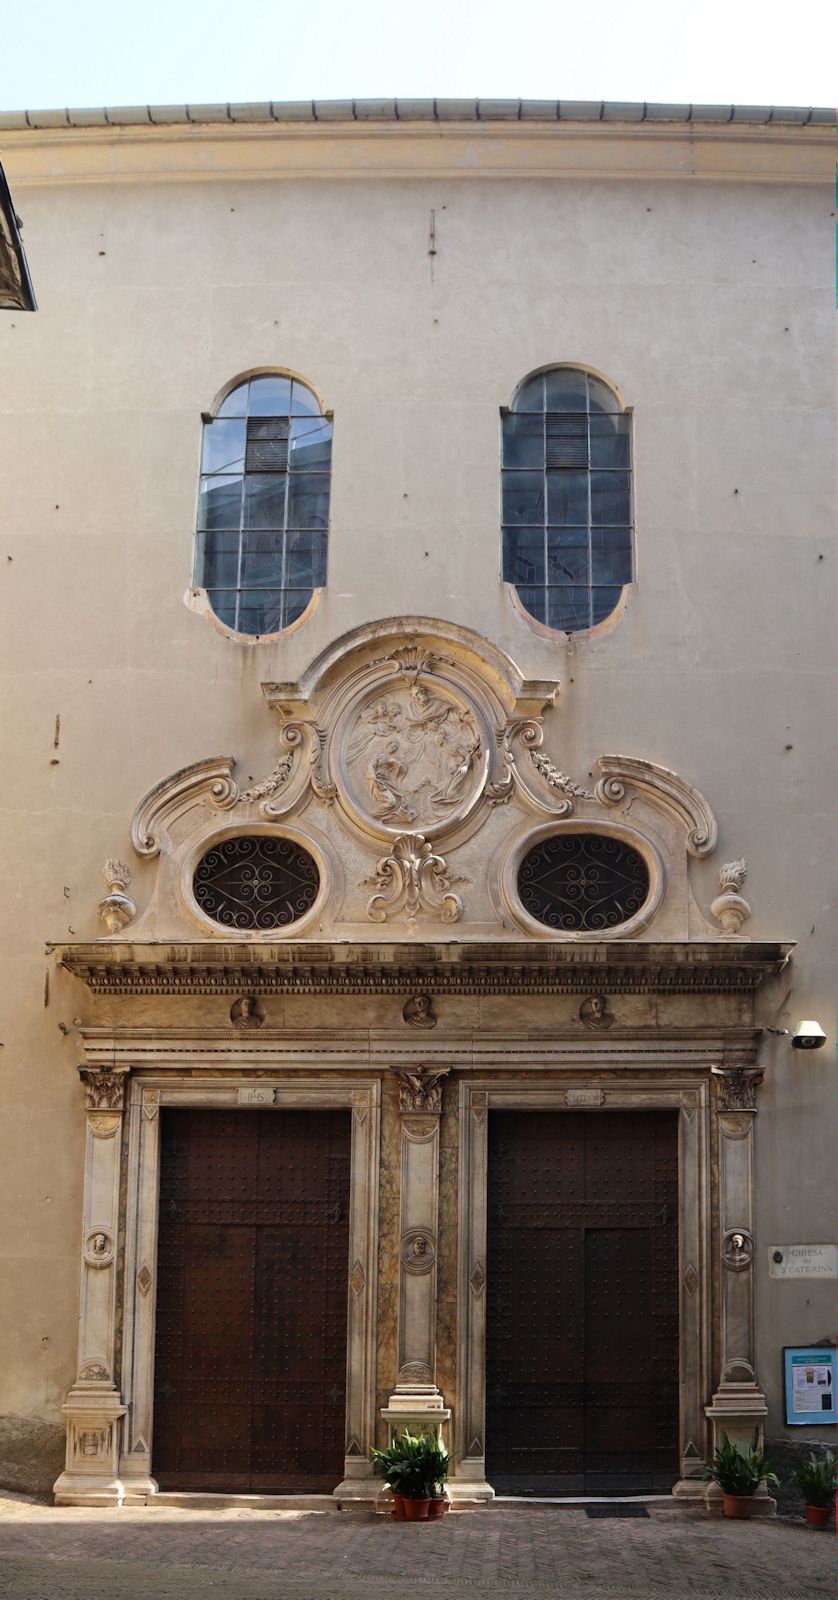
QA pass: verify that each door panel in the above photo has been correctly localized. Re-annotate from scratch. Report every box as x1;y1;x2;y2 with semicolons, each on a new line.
153;1108;351;1493
486;1110;679;1495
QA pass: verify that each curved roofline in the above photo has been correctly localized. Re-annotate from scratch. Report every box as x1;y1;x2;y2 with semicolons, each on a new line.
0;98;835;132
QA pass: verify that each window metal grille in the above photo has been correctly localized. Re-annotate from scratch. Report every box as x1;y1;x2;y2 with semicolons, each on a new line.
517;833;648;932
196;375;331;636
193;836;320;930
502;369;633;633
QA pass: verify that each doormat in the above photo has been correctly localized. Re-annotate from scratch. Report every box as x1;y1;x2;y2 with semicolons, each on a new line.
585;1505;650;1518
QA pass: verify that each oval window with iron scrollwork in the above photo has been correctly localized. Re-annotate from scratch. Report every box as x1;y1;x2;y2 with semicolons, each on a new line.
517;833;649;932
193;836;319;930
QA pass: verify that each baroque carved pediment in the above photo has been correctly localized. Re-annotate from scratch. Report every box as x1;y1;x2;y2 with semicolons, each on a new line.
77;617;776;949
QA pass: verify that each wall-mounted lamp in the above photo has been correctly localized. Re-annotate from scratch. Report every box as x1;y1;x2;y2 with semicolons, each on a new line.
765;1020;827;1051
0;161;36;312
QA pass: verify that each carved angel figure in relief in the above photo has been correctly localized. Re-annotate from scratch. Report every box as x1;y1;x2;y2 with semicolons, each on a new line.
348;679;480;825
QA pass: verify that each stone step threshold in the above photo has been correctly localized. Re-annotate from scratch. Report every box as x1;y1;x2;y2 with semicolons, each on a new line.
151;1490;684;1514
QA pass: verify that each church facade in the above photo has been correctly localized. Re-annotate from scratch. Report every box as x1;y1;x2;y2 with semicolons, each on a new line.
0;100;835;1507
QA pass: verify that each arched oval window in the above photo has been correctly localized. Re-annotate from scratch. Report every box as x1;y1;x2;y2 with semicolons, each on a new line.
196;373;331;637
501;367;632;633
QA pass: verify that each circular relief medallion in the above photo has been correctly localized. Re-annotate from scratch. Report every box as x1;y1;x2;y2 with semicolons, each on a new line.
343;677;483;831
518;832;649;933
193;836;319;931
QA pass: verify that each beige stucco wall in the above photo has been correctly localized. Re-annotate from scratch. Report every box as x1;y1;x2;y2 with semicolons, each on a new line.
0;120;835;1487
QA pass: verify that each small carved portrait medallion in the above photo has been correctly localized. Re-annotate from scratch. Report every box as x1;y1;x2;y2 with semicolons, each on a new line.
580;994;614;1030
400;1228;436;1273
84;1230;114;1268
402;993;437;1030
230;994;265;1029
722;1229;754;1272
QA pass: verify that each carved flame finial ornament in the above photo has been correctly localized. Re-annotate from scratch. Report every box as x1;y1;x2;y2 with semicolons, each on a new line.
711;858;751;936
97;860;136;935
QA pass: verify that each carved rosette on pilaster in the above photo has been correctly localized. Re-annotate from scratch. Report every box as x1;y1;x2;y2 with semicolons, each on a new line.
705;1040;773;1514
54;1066;130;1505
381;1066;452;1440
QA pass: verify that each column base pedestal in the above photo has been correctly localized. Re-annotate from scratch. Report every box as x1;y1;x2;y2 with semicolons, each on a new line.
380;1384;452;1440
54;1388;127;1506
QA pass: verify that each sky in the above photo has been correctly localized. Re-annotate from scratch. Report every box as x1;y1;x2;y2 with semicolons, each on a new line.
0;0;836;112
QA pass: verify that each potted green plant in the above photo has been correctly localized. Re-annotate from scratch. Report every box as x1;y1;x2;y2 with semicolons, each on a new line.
372;1428;449;1521
791;1450;836;1528
422;1432;450;1518
703;1433;779;1518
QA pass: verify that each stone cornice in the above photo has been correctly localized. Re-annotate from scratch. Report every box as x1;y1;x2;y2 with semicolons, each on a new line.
3;119;834;190
54;939;792;997
78;1024;762;1073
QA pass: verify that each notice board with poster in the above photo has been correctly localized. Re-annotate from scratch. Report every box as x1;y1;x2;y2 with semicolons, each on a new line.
783;1347;838;1425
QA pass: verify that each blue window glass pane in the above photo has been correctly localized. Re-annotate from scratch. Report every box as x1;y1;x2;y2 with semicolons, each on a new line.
286;529;327;587
240;531;284;588
502;527;545;584
205;589;240;629
248;375;292;416
201;418;246;475
216;382;249;418
591;585;624;624
244;474;286;529
591;528;632;585
289;380;321;418
589;414;631;469
544;368;589;412
198;529;240;588
590;471;631;527
284;589;314;626
237;589;286;635
288;474;330;529
587;375;621;414
514;375;544;413
546;471;587;526
198;476;242;530
547;586;591;631
289;417;333;471
547;528;589;584
502;413;543;469
503;472;545;526
514;586;548;624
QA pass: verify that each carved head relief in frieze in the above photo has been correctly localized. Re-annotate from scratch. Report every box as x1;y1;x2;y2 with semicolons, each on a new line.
344;678;482;832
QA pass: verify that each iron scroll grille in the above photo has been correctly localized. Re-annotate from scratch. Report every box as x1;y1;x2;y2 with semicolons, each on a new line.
517;833;649;932
193;836;319;930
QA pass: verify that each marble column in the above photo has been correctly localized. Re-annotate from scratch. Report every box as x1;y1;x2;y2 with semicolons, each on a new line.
380;1067;451;1441
705;1057;773;1515
54;1067;129;1505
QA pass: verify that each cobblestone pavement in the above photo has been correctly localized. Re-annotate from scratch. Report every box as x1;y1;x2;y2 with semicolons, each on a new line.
0;1494;833;1600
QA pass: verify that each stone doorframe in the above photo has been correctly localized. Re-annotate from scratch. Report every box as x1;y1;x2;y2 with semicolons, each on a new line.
455;1077;711;1504
57;1073;381;1506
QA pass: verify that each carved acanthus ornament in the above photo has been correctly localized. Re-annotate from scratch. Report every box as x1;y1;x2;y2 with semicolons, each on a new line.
391;1065;451;1115
365;833;465;927
503;718;591;814
79;1067;128;1112
711;1064;764;1113
711;859;752;936
237;751;294;804
97;860;136;935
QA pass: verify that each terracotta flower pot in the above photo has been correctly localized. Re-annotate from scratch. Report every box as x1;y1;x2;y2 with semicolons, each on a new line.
392;1493;406;1519
427;1496;448;1519
805;1504;832;1529
722;1493;755;1519
402;1497;430;1520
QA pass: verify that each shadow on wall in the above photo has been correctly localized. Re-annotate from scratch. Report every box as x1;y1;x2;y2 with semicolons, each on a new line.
0;1415;65;1499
